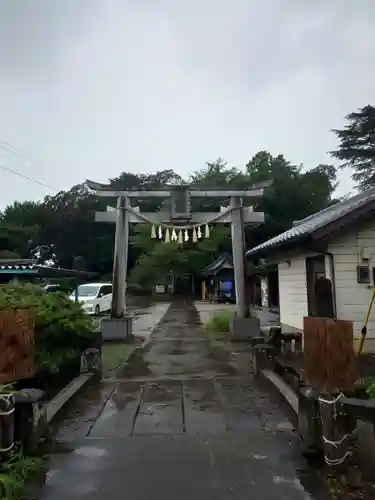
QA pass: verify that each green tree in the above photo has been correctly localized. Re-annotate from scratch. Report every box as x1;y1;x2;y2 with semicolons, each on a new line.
129;222;231;288
331;105;375;190
0;201;45;258
245;152;337;247
0;171;185;275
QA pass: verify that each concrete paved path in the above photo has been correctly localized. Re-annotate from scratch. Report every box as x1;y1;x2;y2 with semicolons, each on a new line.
40;300;326;499
130;301;171;344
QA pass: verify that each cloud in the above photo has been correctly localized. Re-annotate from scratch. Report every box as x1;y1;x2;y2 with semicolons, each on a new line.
0;0;374;207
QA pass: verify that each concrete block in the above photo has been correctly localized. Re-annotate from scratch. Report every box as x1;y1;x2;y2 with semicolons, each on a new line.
252;344;274;376
298;387;323;456
102;315;133;342
229;315;261;341
262;369;299;414
357;420;375;481
46;373;93;424
14;389;46;453
80;348;102;374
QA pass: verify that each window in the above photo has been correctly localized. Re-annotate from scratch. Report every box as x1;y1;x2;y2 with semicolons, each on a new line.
357;265;370;284
77;285;101;297
100;285;112;296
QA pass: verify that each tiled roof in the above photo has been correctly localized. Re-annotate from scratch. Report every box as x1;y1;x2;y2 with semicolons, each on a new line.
0;264;35;271
202;252;233;276
246;187;375;257
0;259;36;272
0;258;35;266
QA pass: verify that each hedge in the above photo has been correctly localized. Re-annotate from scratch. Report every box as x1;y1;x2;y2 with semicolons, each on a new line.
0;282;94;375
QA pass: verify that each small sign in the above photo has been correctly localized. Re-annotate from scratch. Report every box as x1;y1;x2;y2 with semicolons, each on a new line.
171;187;191;220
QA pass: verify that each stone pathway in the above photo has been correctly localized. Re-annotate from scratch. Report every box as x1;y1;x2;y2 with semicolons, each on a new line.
40;300;327;499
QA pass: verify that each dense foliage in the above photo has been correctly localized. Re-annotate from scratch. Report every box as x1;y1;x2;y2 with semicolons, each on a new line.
0;448;44;500
0;282;94;375
331;104;375;191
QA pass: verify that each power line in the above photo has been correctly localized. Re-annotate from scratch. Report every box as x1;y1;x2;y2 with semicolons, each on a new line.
0;163;54;190
0;138;56;190
0;140;36;164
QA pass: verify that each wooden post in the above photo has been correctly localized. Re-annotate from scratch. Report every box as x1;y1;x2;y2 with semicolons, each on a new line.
0;392;15;458
230;196;249;318
318;392;350;466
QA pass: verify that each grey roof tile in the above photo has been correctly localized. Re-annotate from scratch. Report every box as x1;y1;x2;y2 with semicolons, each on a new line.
246;187;375;257
202;252;233;276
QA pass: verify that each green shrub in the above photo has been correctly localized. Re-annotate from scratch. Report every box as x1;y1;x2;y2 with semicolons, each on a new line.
0;282;94;375
204;310;234;334
0;448;44;499
366;378;375;399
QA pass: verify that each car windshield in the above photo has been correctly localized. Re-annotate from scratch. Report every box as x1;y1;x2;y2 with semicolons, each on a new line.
75;285;100;297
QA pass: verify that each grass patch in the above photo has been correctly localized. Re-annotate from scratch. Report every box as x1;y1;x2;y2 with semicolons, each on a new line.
204;310;234;339
365;377;375;399
0;448;45;499
203;311;237;374
102;343;135;376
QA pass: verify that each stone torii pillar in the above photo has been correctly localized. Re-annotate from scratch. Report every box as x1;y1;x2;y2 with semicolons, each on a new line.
230;195;248;318
87;180;270;339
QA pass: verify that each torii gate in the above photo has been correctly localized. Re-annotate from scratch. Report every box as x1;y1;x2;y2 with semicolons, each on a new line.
87;180;269;337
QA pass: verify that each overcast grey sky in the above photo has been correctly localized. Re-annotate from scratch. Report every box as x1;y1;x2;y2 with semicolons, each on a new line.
0;0;374;208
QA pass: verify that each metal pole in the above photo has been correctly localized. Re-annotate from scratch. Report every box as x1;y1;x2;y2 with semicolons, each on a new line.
111;196;129;318
230;196;249;318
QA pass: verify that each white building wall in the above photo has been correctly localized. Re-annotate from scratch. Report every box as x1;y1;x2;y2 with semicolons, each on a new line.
278;256;308;331
328;219;375;342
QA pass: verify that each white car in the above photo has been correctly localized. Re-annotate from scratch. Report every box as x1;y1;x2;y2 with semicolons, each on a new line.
69;282;113;315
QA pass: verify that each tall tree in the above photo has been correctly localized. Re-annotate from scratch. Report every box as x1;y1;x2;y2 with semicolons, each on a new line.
0;201;43;258
129;223;231;289
245;152;337;247
331;105;375;191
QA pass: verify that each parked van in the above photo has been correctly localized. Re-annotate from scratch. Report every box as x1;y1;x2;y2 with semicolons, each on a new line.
69;282;112;315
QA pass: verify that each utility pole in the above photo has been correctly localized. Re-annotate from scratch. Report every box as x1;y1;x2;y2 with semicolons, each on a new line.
88;180;270;339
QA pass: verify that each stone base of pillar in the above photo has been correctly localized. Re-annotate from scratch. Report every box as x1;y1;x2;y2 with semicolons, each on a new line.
229;315;261;341
102;315;133;342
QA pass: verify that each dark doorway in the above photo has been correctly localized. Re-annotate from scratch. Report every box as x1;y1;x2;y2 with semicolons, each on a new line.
175;275;193;295
306;256;325;316
268;271;279;310
306;255;334;318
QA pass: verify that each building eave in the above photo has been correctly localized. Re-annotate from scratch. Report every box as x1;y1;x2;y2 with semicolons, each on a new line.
246;202;375;260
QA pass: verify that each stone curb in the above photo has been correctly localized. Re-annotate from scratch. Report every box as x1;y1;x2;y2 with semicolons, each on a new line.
45;372;95;424
136;304;172;350
261;369;299;415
